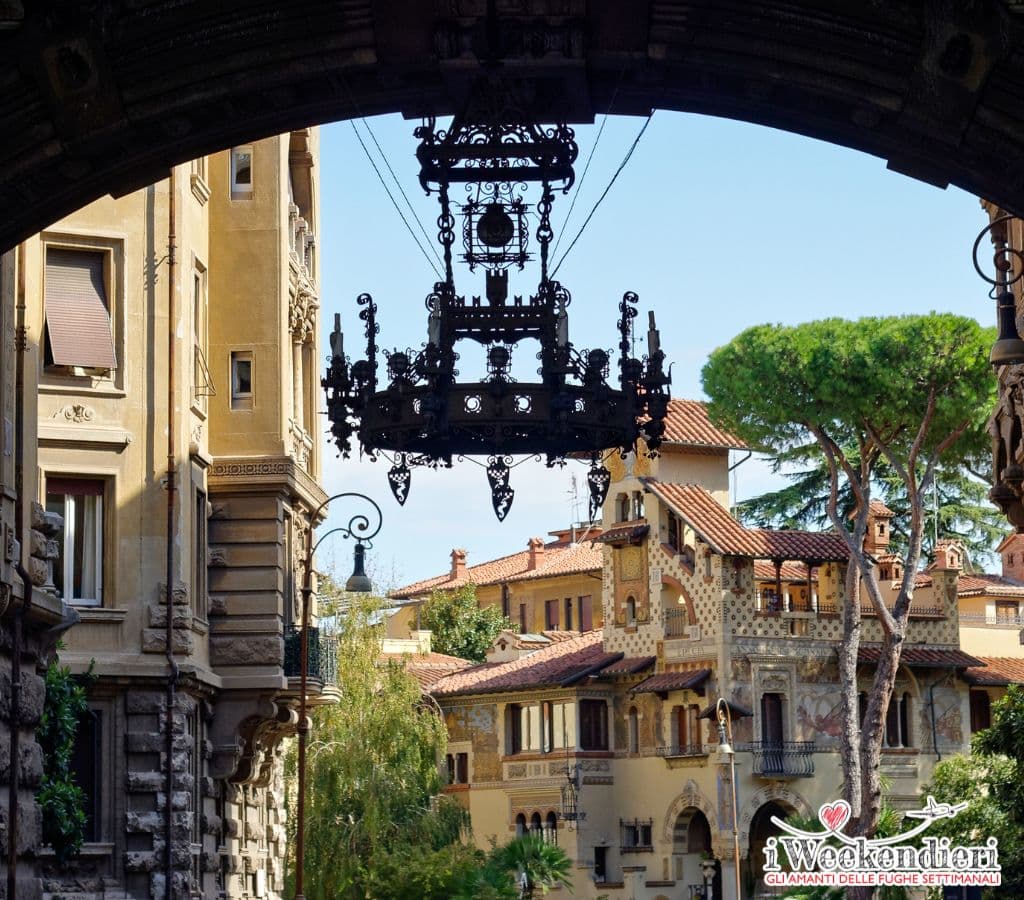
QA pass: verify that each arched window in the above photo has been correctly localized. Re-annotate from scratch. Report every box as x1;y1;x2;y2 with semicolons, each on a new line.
900;692;911;747
625;596;636;627
545;811;558;845
531;812;542;834
628;706;639;753
515;814;527;837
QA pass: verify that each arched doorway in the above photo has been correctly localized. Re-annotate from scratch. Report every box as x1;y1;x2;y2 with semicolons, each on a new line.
672;807;719;898
748;800;794;898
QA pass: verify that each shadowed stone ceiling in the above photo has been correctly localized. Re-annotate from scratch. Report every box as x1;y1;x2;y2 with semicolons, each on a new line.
2;0;1024;250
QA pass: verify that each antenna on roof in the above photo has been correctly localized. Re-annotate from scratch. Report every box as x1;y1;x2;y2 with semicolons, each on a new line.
569;474;579;544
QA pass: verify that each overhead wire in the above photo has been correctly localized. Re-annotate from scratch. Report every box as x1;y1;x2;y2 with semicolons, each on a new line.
550;111;655;279
348;120;444;281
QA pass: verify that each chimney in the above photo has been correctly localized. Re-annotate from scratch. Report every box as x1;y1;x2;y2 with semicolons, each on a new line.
527;537;545;571
932;539;964;572
450;548;467;580
1000;533;1024;581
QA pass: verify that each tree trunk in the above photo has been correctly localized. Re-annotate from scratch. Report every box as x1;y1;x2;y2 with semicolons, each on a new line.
857;628;903;837
838;559;863;819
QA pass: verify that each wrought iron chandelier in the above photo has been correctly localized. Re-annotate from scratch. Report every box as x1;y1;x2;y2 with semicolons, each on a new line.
323;77;671;520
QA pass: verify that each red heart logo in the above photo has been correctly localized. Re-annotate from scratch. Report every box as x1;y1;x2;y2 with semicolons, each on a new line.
819;800;851;832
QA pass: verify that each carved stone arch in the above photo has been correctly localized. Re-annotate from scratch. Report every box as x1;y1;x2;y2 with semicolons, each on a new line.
661;575;696;626
662;778;718;845
738;784;813;852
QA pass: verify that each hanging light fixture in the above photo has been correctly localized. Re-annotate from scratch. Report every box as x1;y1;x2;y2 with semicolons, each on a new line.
560;757;586;829
323;76;671;519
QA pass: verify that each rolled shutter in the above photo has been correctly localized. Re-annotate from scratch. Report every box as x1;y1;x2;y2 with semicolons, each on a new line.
45;248;117;370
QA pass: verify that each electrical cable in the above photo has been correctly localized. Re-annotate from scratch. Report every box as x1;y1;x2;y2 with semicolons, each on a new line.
349;120;444;281
356;118;446;272
550;112;655;279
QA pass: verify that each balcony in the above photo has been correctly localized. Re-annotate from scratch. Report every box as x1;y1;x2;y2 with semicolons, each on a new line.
748;741;815;778
960;613;1024;627
283;625;339;687
656;744;707;759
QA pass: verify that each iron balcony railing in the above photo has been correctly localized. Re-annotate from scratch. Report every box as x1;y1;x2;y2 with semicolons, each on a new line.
748;741;815;777
283;625;339;685
959;612;1024;626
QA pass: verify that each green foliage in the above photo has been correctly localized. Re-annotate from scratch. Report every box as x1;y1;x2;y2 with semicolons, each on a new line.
738;452;1003;567
285;594;473;899
923;685;1024;898
420;584;512;662
36;656;94;865
702;315;995;465
489;834;574;898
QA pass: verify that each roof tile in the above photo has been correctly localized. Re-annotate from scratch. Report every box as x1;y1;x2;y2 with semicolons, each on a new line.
644;480;849;561
631;668;712;694
662;400;747;450
431;632;619;696
963;657;1024;686
858;646;984;668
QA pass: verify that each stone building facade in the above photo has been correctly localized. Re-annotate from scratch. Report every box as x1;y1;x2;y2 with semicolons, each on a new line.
428;400;986;900
0;130;332;898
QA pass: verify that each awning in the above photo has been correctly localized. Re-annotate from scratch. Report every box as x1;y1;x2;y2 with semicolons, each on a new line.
45;248;117;370
962;657;1024;686
601;656;656;677
595;524;649;545
631;668;711;695
858;646;984;669
698;699;753;720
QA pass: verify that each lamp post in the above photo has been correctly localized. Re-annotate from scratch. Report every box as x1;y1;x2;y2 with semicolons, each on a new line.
716;698;742;900
293;492;382;900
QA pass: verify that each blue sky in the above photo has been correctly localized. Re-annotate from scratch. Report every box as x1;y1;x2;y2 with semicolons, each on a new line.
316;110;991;590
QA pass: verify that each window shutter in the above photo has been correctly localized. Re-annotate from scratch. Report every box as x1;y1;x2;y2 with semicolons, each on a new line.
45;248;117;370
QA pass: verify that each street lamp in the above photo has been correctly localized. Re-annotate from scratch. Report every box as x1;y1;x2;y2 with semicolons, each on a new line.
293;492;382;900
716;698;742;900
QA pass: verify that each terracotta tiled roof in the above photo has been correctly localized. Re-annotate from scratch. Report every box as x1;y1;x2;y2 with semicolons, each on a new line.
963;657;1024;686
868;499;895;518
662;400;747;451
380;651;474;689
390;537;603;599
955;574;1024;597
858;646;984;668
494;630;579;650
595;523;649;545
430;632;621;696
644;480;850;561
753;560;816;581
631;668;712;695
600;656;656;676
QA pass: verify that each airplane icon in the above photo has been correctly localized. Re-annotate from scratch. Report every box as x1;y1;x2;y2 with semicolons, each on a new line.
905;796;967;821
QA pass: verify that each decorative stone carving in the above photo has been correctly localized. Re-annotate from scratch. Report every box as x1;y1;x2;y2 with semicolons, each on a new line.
53;403;95;423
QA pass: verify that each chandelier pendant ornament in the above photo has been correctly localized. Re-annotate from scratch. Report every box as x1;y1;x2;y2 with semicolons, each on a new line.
323;76;672;519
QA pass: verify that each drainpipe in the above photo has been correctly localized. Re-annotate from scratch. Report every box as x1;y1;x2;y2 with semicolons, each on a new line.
164;169;179;900
7;241;28;899
928;673;949;762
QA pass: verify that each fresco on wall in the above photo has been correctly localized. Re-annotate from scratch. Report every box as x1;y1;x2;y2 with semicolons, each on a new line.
796;693;843;743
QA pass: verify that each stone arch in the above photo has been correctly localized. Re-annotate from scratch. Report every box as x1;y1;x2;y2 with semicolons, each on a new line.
662;779;718;844
4;5;1024;250
661;575;696;625
738;784;813;852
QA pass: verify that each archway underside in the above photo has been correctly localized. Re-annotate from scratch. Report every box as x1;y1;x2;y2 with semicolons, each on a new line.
2;0;1024;251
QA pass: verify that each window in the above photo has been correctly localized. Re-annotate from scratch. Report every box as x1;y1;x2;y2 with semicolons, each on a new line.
545;599;559;630
231;351;253;410
70;709;102;842
446;752;469;784
625;596;636;627
579;595;593;632
996;600;1019;622
544;811;558;845
501;584;510;618
543;701;575;751
43;247;116;372
518;603;527;634
531;812;542;834
564;597;573;631
628;706;639;753
594;846;607;882
667;510;682;551
515;814;527;837
673;704;701;753
970;690;992;733
620;818;653;852
193;489;207;619
46;477;105;606
616;493;629;523
192;263;213;410
579;699;608;751
230;145;253;195
507;703;541;754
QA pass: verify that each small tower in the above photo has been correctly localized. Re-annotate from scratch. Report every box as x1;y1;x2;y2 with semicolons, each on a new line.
863;499;896;555
998;533;1024;582
932;539;965;572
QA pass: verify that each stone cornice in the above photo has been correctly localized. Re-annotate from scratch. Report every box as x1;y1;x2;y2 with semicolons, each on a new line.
208;455;327;511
